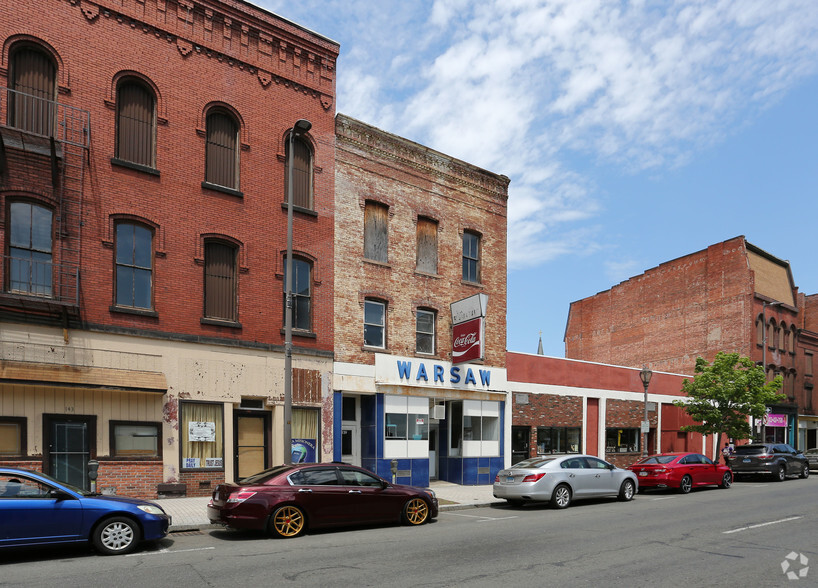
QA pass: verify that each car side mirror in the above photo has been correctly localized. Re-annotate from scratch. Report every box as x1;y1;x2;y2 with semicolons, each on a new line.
49;489;72;500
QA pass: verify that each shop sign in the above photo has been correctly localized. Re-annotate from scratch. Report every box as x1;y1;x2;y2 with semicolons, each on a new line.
453;317;484;364
451;293;488;325
375;354;507;391
766;414;787;427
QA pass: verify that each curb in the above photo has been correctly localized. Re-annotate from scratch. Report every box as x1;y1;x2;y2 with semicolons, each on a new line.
168;500;504;533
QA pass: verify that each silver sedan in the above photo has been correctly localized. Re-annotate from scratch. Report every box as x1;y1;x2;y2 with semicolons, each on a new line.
493;454;638;508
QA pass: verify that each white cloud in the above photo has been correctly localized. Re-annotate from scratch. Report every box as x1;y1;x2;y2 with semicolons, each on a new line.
257;0;818;269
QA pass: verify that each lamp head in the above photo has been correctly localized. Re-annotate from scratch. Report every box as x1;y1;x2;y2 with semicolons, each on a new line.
639;366;653;386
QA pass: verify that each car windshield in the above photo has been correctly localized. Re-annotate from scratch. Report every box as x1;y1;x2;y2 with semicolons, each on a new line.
512;457;556;469
637;455;677;465
734;446;766;455
237;465;293;485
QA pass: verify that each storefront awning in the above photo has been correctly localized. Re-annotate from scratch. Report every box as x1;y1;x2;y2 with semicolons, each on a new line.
0;359;167;393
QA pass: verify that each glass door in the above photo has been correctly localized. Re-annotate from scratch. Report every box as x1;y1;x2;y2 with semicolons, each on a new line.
46;416;94;489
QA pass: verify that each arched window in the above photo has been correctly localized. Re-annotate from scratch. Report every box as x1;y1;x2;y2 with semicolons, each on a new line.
205;109;239;190
116;79;156;168
8;201;53;296
755;314;764;346
8;44;56;135
285;135;313;210
283;257;312;331
789;326;796;355
767;320;776;350
115;222;153;309
204;240;237;321
778;322;787;352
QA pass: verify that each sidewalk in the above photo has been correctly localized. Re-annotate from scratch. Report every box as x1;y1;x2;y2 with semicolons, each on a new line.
156;480;502;532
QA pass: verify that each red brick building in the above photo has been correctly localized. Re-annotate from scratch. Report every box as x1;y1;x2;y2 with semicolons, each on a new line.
506;353;705;467
0;0;338;497
332;115;510;485
564;236;818;450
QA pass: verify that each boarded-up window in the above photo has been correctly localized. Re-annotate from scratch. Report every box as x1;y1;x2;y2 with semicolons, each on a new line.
364;201;388;263
416;217;438;274
204;241;237;321
462;230;481;283
283;257;311;331
116;80;156;167
292;369;321;404
205;111;239;189
285;136;312;209
8;46;56;136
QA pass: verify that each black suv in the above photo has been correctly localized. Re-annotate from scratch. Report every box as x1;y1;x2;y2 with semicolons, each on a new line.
728;443;809;481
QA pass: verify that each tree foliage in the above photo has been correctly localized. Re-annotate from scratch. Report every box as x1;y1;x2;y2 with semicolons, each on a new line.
673;352;784;442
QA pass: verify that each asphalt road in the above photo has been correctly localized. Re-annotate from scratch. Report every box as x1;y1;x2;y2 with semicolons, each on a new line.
1;476;814;587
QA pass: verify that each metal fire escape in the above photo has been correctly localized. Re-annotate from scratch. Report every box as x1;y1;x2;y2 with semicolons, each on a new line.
0;87;90;324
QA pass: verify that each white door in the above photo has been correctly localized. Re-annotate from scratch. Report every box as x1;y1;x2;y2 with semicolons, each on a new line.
341;425;360;466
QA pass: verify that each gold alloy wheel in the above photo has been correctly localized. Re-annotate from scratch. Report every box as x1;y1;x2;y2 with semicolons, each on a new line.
271;506;305;538
404;498;429;525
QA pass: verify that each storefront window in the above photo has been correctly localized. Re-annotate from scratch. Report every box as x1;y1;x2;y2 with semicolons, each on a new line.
111;421;160;457
181;402;224;469
537;427;581;454
292;408;319;463
384;395;428;458
605;428;639;453
0;419;25;456
449;400;500;457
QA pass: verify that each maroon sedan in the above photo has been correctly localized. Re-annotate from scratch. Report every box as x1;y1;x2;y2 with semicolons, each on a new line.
207;463;438;538
628;452;732;493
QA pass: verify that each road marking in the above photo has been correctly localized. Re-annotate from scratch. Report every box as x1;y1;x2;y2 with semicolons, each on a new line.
446;512;518;522
126;547;216;557
651;497;675;501
723;516;803;534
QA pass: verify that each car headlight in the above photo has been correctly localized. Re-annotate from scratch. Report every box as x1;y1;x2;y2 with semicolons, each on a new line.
138;505;166;516
424;489;436;501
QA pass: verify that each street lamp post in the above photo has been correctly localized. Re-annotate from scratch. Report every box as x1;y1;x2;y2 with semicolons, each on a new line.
283;119;312;465
640;366;653;458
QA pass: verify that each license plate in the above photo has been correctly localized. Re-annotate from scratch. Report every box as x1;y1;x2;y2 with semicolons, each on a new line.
639;471;648;476
507;476;515;482
743;458;751;463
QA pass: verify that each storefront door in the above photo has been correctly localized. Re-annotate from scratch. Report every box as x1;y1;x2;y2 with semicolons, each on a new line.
511;426;530;464
429;424;438;479
235;412;269;480
44;415;94;489
341;425;360;466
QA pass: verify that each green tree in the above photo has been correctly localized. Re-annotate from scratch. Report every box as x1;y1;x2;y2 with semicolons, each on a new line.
673;352;785;453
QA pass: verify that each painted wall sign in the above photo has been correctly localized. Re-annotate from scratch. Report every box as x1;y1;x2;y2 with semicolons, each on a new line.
453;317;484;363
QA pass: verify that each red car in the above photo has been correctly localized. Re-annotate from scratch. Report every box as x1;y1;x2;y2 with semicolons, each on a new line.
628;452;732;493
207;463;438;538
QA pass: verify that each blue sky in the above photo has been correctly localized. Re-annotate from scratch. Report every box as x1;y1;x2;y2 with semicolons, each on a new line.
258;0;818;358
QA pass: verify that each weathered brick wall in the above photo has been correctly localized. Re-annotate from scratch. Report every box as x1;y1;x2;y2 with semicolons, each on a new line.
1;0;338;353
334;115;509;367
565;237;754;374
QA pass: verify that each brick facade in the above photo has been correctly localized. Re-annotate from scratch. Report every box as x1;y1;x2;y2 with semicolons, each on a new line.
334;115;509;365
1;0;338;499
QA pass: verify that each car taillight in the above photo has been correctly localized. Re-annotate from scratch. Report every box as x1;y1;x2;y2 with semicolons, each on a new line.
522;473;546;483
654;468;668;473
757;454;773;460
226;490;256;503
494;474;500;482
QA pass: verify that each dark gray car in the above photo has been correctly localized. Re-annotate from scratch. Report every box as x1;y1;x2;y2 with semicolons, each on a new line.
728;443;809;481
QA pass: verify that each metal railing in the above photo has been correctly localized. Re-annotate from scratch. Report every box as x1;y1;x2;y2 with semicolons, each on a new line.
1;254;79;306
0;86;90;148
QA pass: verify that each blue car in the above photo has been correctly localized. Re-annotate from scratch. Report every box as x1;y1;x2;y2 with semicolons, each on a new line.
0;467;170;555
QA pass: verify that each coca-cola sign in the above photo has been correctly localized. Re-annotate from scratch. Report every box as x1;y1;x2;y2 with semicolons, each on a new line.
452;317;483;364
